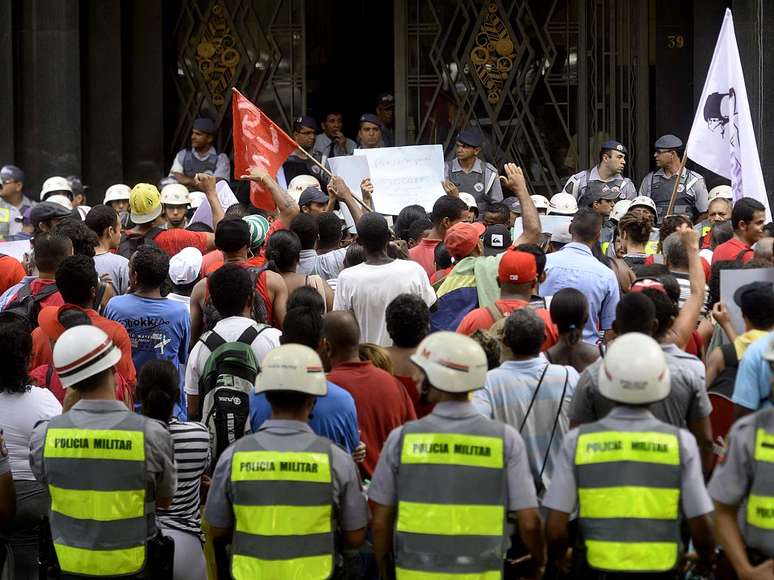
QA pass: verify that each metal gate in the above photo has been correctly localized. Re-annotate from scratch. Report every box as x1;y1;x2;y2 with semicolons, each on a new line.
395;0;649;196
171;0;306;159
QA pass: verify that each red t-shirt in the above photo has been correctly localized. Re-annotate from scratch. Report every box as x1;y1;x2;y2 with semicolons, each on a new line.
0;255;25;295
29;308;137;388
154;229;209;256
408;238;441;278
327;361;417;479
6;279;64;313
396;375;434;418
712;237;754;264
456;298;558;351
202;251;267;277
29;364;133;407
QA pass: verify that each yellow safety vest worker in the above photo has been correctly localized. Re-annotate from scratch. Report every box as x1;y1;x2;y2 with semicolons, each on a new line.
744;411;774;554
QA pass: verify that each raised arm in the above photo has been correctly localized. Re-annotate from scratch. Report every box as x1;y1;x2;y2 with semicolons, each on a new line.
501;163;539;245
240;167;299;227
669;227;705;349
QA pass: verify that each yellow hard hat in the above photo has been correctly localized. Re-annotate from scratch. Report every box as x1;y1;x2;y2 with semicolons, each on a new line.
130;183;162;224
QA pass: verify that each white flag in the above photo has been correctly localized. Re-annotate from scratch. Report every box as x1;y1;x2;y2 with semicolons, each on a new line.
686;8;771;220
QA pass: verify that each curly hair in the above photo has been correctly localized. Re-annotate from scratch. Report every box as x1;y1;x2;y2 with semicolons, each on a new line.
0;312;32;393
385;294;430;348
618;212;654;246
54;218;99;258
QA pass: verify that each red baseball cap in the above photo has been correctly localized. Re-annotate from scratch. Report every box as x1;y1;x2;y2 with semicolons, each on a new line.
444;222;485;260
498;249;538;284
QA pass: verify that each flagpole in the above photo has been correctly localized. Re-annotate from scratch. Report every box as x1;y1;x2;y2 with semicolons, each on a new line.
665;151;689;217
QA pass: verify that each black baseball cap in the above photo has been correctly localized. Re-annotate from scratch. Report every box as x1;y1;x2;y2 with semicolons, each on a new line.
483;224;512;257
193;117;217;134
294;116;319;132
359;113;383;128
601;140;628;155
734;281;774;316
298;187;329;207
457;128;483;148
30;201;72;225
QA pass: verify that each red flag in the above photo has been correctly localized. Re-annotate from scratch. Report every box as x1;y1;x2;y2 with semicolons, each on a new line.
231;89;297;211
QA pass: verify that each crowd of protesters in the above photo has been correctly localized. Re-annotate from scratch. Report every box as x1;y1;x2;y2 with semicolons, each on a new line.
1;109;774;580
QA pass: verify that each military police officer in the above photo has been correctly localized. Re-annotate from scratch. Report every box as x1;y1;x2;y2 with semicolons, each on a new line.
563;140;638;207
206;344;367;580
544;333;715;579
445;128;503;216
29;326;176;579
709;339;774;578
0;165;36;241
169;117;231;188
370;332;545;579
639;134;708;222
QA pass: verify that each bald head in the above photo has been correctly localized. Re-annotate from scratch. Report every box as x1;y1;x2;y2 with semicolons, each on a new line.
323;311;361;352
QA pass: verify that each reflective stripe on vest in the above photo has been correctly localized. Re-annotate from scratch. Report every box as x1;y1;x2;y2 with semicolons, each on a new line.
574;423;682;573
43;413;147;576
395;413;507;579
744;411;774;556
229;433;334;580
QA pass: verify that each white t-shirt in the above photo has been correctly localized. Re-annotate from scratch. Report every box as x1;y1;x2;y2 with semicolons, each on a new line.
0;386;62;480
332;259;436;346
184;316;281;396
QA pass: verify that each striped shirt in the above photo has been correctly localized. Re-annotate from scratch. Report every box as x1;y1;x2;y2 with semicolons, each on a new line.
156;420;210;538
672;271;709;315
473;358;578;494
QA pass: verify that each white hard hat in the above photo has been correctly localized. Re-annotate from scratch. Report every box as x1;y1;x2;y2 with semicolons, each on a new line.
103;184;131;204
287;175;321;202
547;192;578;216
708;185;733;202
531;195;550;210
256;344;328;397
610;199;632;222
160;183;190;206
41;176;73;200
629;196;658;217
598;333;670;405
188;191;207;209
410;331;488;393
53;326;122;389
458;192;477;210
46;194;73;210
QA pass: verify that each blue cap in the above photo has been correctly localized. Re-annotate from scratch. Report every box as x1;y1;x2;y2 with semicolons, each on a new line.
298;187;329;207
294;116;319;132
359;113;383;128
0;165;25;184
457;128;483;148
193;117;217;134
654;134;683;150
601;140;628;155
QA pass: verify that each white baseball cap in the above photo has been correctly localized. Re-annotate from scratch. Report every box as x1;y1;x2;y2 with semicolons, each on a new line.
458;192;477;210
168;247;203;285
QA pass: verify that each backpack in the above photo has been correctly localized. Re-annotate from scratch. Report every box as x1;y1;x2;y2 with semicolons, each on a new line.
117;227;164;259
4;282;59;329
198;325;268;464
708;343;739;398
203;266;269;331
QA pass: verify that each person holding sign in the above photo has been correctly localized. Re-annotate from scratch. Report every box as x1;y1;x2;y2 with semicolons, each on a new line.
444;128;502;215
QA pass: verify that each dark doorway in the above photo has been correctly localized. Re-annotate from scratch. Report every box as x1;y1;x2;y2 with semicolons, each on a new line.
305;0;394;139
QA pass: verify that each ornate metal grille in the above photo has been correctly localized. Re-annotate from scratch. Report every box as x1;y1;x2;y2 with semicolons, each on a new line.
171;0;305;158
399;0;649;195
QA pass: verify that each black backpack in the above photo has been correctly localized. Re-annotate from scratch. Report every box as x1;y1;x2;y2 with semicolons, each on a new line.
203;266;269;331
708;343;739;398
117;227;164;259
4;282;59;329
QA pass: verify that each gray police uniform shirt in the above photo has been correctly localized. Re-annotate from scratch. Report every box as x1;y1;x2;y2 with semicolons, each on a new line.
29;399;177;538
542;406;713;518
639;168;709;214
0;195;35;240
569;344;712;427
368;401;538;512
444;158;503;211
313;133;357;165
169;146;230;181
205;420;368;532
563;166;637;201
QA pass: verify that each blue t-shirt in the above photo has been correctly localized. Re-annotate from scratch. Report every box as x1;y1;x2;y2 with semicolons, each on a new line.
733;331;773;411
250;381;360;453
105;295;191;419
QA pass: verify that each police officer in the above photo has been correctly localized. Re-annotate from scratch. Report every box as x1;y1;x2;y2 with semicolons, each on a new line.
160;183;190;230
564;140;638;207
445;128;503;216
0;165;35;240
639;134;708;222
29;326;176;579
280;116;329;188
544;333;715;579
370;332;545;579
585;188;620;245
357;113;384;149
709;339;774;578
169;117;231;188
205;344;368;580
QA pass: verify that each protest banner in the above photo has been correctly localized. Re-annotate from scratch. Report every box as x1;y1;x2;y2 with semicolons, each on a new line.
189;181;240;228
720;268;774;335
328;155;372;231
354;145;445;215
511;215;572;239
0;239;31;262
